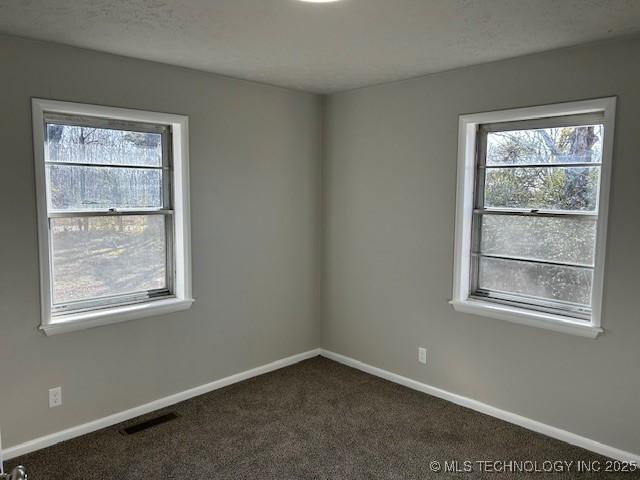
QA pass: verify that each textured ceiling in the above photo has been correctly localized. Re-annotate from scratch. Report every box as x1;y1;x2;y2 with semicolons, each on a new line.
0;0;639;93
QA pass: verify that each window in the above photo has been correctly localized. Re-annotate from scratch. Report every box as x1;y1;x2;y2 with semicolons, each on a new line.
33;99;193;335
452;98;616;338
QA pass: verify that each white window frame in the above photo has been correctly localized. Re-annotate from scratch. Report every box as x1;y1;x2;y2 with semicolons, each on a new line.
451;97;616;338
32;99;194;335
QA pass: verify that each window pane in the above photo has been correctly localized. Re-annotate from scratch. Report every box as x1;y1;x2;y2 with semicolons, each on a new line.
47;164;163;210
477;257;593;307
51;215;167;304
486;124;603;166
484;166;600;211
46;123;162;166
480;214;597;265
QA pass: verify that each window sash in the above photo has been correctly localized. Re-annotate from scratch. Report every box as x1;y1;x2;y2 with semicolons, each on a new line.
468;260;594;319
44;112;169;134
470;114;604;317
473;208;597;218
48;210;176;315
471;252;594;270
479;162;601;169
44;160;169;170
43;113;176;314
478;112;604;133
44;113;173;210
51;286;174;316
470;290;592;321
48;209;173;217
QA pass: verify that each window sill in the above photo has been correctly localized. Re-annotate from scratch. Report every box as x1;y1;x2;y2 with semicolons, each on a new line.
40;297;195;336
450;299;602;338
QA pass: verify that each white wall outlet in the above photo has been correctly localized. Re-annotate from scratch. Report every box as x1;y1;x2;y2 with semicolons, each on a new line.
418;347;427;364
49;386;62;408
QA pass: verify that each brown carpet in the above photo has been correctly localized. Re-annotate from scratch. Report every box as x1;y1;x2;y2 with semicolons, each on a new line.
7;357;634;479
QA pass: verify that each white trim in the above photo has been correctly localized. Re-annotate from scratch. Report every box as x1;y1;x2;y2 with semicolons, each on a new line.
31;98;193;335
320;349;640;463
452;97;616;336
4;347;637;464
40;298;195;336
450;300;602;338
2;348;321;460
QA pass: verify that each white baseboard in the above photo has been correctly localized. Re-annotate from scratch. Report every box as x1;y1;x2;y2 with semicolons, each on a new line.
319;349;640;464
3;348;321;460
5;347;638;464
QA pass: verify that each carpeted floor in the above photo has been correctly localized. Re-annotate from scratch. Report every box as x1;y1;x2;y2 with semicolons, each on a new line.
7;357;633;479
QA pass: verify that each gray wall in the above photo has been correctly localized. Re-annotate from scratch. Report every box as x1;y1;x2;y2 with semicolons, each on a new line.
0;34;322;447
2;32;639;456
323;37;640;454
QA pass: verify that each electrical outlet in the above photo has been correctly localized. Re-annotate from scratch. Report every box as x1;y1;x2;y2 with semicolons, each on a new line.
418;347;427;365
49;387;62;408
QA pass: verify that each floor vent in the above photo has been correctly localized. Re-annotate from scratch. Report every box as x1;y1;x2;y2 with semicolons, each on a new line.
119;412;180;435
